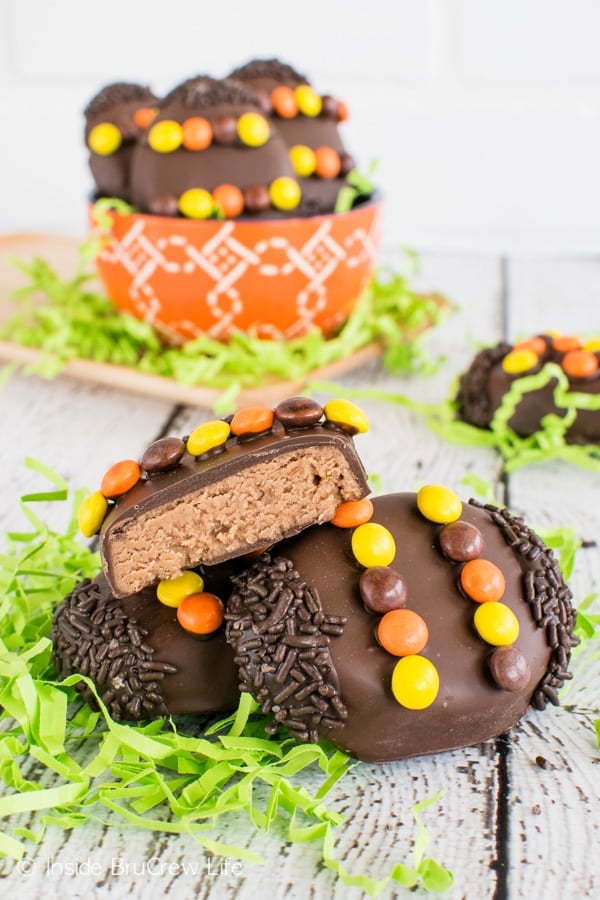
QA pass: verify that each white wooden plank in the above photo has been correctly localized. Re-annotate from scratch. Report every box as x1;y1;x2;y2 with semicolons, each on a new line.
504;257;600;898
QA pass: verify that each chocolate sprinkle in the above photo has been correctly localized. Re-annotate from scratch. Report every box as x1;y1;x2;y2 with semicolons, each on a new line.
52;579;175;721
469;500;579;709
229;58;308;87
456;342;511;427
162;75;263;111
225;553;348;742
84;82;157;120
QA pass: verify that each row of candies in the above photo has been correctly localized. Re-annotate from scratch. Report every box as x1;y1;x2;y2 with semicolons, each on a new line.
77;397;369;538
88;82;348;156
503;333;600;379
326;484;530;712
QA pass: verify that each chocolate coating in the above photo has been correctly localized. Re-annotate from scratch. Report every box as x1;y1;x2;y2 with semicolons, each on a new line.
224;493;577;762
52;570;239;721
457;336;600;443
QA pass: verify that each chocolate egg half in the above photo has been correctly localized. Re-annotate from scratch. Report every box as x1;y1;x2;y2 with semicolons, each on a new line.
225;493;577;762
52;570;239;721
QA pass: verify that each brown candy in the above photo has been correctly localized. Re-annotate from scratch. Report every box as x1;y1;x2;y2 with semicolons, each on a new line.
141;437;186;474
244;184;271;213
320;95;339;119
275;397;323;429
439;520;483;562
359;566;408;614
212;115;238;145
339;153;355;176
489;646;531;692
148;192;179;217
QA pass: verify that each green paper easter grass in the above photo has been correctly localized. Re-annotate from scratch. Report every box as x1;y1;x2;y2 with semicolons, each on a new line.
307;360;600;473
0;461;454;895
0;225;447;412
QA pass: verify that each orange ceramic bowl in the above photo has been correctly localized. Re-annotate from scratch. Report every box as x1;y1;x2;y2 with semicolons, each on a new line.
94;197;383;342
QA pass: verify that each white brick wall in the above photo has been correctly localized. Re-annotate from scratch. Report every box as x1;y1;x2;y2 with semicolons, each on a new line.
1;0;599;253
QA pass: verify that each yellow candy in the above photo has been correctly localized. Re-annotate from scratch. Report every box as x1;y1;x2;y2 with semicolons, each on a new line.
88;122;122;156
391;655;439;709
583;338;600;352
148;120;183;153
351;522;396;568
237;112;270;147
474;601;520;646
178;188;215;219
78;490;108;537
269;176;301;211
323;399;370;434
416;485;462;524
289;144;317;176
157;570;205;608
187;420;231;456
501;348;538;374
295;84;322;117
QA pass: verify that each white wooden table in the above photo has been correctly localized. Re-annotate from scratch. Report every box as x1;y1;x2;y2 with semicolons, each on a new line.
0;249;598;899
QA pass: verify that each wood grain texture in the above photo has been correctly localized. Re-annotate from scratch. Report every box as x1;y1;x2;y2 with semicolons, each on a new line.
0;250;598;900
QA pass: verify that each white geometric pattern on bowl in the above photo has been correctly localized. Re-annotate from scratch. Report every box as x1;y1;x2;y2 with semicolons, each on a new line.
98;211;382;339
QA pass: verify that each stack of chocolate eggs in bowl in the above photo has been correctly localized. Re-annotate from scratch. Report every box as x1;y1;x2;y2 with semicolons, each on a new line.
84;59;382;344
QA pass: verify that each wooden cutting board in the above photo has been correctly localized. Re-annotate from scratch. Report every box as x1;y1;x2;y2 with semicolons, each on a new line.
0;233;432;409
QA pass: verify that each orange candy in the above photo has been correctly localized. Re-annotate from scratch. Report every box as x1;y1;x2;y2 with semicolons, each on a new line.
460;558;506;603
182;116;213;150
314;146;341;179
330;498;374;528
100;459;141;498
337;99;349;122
514;336;547;355
133;106;157;130
271;85;298;118
552;335;581;353
176;592;224;635
562;349;599;378
230;405;275;436
377;608;429;656
212;183;244;218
